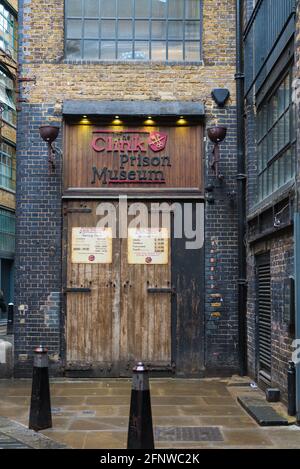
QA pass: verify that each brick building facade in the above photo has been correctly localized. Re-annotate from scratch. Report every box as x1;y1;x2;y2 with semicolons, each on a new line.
14;0;240;378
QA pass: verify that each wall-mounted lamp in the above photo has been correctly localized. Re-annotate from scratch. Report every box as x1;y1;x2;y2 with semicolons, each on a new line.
207;125;227;181
39;124;60;174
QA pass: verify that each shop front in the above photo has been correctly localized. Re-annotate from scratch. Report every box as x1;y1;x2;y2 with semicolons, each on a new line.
62;101;205;378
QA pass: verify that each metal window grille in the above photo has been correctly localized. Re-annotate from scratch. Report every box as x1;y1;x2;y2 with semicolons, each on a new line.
65;0;203;61
257;254;271;376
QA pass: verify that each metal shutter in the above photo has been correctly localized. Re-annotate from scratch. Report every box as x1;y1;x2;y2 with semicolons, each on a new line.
257;255;271;375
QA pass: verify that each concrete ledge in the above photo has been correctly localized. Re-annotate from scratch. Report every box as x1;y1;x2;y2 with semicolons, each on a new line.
63;100;205;117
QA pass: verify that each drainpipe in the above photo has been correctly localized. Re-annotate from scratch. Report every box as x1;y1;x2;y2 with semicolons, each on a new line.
235;0;247;376
294;214;300;423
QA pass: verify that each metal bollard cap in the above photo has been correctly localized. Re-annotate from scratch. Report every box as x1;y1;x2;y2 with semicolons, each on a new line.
34;345;48;354
133;361;146;372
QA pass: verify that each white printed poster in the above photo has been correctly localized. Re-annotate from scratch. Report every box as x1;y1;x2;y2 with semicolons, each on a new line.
128;228;169;265
72;227;112;264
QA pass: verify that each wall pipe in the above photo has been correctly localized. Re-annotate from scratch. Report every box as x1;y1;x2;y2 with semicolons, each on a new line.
235;0;247;376
294;215;300;424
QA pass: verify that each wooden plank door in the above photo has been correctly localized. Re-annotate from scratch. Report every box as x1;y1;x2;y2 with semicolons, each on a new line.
119;202;172;374
64;200;172;376
64;201;120;376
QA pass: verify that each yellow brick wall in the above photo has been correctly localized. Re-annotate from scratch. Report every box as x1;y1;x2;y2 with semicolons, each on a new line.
20;0;237;113
0;189;15;210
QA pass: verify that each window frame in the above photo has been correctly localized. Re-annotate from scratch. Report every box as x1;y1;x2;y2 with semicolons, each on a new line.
0;2;17;61
64;0;203;62
0;140;16;192
255;65;296;203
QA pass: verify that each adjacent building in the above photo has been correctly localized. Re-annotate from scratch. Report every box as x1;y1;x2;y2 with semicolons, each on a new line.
0;0;17;322
244;0;299;403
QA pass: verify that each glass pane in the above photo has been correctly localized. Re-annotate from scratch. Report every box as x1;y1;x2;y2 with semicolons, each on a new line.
273;159;279;191
267;166;273;195
135;20;149;39
152;0;166;18
270;94;278;128
186;0;201;18
66;39;81;58
135;0;150;18
134;41;149;59
168;0;184;18
278;79;285;116
271;125;278;157
101;40;116;59
263;170;268;198
84;0;99;17
168;21;183;39
66;0;82;16
117;0;133;17
185;41;200;60
67;19;82;38
277;114;285;151
84;20;99;38
257;144;262;173
151;41;166;60
262;137;268;168
100;0;116;17
118;20;133;39
291;145;296;177
283;149;291;182
262;104;268;135
84;40;99;58
185;20;201;39
168;41;183;61
278;155;285;187
284;74;290;108
284;111;290;145
152;20;166;39
117;41;133;59
101;20;116;38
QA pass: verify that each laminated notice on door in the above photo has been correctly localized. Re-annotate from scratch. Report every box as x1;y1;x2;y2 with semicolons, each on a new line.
128;228;169;265
72;227;112;264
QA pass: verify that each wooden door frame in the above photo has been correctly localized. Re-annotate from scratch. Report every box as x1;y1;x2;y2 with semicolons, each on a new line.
61;198;205;378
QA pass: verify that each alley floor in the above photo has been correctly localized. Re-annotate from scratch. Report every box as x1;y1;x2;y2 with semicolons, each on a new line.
0;377;299;449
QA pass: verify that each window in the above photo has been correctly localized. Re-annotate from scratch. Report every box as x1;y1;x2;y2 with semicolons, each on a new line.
0;68;16;127
0;141;16;191
65;0;202;61
0;3;17;61
256;69;296;203
0;208;15;255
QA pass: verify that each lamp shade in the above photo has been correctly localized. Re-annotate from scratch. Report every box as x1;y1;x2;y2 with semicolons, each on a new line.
39;125;60;143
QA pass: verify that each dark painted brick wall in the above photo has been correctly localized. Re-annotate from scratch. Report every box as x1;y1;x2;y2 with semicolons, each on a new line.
204;106;239;374
14;104;63;377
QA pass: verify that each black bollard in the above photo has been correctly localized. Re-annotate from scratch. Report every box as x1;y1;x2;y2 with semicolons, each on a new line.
7;303;14;335
288;361;296;416
29;345;52;431
127;362;154;449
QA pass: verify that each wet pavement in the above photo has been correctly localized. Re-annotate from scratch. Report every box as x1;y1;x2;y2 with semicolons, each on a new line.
0;377;299;449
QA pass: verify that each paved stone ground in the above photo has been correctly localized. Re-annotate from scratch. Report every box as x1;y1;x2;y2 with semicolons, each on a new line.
0;377;299;449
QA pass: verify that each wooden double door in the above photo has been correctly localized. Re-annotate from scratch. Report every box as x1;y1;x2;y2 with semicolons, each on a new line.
63;200;204;377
